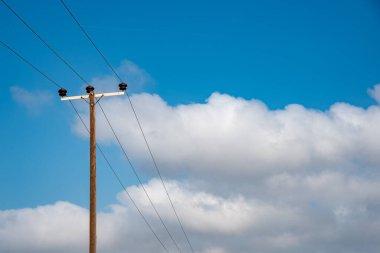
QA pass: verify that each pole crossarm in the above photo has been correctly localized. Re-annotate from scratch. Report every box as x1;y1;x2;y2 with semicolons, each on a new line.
61;91;125;101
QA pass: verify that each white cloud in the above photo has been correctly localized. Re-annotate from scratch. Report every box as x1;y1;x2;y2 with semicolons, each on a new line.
1;176;379;253
10;86;53;114
4;82;380;252
74;87;380;181
64;83;380;252
0;201;87;253
0;180;266;253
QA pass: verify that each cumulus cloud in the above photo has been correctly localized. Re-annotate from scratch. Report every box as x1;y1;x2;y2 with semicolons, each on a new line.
0;201;87;253
65;84;380;252
10;86;53;114
3;83;380;252
74;87;380;181
0;180;262;253
1;175;380;253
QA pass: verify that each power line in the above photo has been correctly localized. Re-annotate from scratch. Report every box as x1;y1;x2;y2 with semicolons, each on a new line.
0;38;171;253
58;2;196;252
0;0;91;86
98;101;182;253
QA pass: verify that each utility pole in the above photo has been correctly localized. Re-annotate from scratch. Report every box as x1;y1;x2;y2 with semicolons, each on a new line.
58;83;127;253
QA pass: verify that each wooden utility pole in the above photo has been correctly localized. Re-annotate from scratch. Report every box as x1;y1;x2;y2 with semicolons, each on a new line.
89;89;96;253
59;83;127;253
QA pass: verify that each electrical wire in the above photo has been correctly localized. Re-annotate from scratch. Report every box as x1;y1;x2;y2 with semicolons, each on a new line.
0;39;171;253
0;0;91;86
98;101;182;253
58;1;195;252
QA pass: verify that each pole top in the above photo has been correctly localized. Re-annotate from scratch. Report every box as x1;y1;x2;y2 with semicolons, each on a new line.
86;85;95;93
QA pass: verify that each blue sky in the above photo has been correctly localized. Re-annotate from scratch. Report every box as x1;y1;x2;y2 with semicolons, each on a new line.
1;0;380;107
1;1;380;253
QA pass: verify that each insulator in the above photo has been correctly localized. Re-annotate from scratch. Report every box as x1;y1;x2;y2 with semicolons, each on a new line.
119;82;127;91
58;88;67;97
86;85;95;93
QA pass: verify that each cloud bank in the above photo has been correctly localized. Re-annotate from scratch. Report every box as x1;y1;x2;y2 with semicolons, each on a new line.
2;83;380;253
79;84;380;181
1;175;380;253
